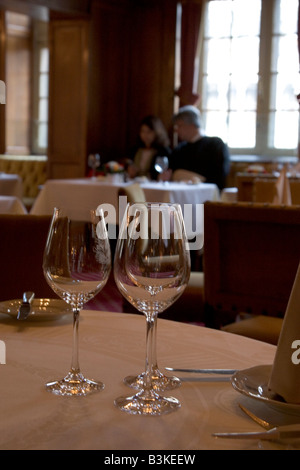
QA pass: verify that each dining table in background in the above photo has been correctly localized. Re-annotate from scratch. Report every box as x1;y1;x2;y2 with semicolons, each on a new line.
0;308;295;450
30;178;219;244
30;178;219;217
0;195;27;214
0;173;23;199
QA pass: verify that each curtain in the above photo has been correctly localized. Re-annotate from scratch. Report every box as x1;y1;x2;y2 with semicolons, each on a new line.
176;1;204;107
298;0;300;65
296;1;299;103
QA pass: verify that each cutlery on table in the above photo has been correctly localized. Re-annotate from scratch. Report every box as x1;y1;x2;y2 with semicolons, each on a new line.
17;291;35;320
165;367;236;375
238;403;272;430
212;424;300;440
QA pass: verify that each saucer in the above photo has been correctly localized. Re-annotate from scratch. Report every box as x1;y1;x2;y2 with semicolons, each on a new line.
231;365;300;415
0;298;72;321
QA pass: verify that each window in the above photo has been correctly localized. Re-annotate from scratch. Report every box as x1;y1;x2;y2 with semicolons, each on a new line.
32;20;49;154
5;11;49;156
198;0;299;158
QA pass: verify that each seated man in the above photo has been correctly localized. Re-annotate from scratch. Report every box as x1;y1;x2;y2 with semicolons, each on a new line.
170;106;230;190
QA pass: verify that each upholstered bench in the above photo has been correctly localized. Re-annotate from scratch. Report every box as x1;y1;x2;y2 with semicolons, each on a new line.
0;155;48;209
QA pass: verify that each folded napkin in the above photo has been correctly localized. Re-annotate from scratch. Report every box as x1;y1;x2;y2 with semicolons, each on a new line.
272;167;292;205
268;261;300;403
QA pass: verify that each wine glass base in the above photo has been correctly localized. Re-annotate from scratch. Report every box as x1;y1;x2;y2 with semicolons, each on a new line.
45;371;105;397
114;392;180;416
124;370;181;391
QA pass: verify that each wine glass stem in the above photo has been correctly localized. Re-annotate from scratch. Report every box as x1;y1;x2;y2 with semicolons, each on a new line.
152;315;158;370
144;314;157;391
71;308;80;374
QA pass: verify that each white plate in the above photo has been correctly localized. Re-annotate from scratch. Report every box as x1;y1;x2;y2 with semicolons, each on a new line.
0;298;72;321
231;365;300;415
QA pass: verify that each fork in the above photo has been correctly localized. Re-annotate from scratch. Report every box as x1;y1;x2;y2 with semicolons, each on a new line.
238;404;272;430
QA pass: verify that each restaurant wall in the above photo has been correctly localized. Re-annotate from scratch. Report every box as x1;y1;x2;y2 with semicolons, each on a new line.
86;0;177;164
0;0;178;177
0;11;5;154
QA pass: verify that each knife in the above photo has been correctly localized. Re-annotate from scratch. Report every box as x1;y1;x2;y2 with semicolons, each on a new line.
165;367;236;375
212;423;300;440
17;292;35;320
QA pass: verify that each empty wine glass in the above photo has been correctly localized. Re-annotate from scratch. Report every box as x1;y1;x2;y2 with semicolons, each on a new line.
88;153;101;178
154;156;169;174
114;202;191;415
43;206;111;396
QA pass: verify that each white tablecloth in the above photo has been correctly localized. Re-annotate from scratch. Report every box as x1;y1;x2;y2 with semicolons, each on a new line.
0;196;27;214
0;173;23;198
0;309;292;450
30;178;219;215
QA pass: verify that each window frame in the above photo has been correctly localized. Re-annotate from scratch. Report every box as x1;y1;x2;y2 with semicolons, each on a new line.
197;0;300;160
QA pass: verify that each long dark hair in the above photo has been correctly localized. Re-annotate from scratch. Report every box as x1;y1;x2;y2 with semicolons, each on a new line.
138;115;170;148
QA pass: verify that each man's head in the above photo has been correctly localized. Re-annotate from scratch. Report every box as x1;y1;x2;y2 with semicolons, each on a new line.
173;106;202;142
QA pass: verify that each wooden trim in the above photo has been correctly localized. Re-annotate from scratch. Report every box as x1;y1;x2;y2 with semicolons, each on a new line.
0;10;5;154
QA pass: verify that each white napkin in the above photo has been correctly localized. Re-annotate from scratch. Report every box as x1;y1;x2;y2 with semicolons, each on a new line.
268;260;300;403
272;167;292;205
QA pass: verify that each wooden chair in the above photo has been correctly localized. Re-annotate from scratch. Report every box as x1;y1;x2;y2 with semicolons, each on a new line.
0;214;55;301
203;202;300;344
172;169;205;183
252;177;300;205
118;183;146;203
253;179;276;203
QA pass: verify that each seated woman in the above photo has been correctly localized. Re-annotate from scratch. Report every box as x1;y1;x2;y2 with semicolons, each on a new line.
128;115;171;180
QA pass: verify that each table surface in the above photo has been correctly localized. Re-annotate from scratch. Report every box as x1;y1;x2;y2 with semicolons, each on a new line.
0;309;296;451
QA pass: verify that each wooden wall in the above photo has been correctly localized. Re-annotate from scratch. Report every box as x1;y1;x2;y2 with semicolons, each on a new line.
87;0;177;162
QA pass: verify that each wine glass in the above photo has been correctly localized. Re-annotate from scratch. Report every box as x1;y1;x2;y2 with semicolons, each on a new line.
43;206;111;396
154;156;169;174
114;202;191;415
88;153;101;178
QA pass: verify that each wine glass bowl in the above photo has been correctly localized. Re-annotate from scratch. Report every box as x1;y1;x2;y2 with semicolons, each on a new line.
43;206;111;396
88;153;101;177
114;202;190;415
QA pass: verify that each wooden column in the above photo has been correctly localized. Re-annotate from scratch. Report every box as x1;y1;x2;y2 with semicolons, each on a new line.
47;17;89;178
0;10;5;154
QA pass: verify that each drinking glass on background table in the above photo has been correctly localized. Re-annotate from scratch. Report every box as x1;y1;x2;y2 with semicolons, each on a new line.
88;153;101;178
114;202;191;415
43;207;111;396
154;156;169;173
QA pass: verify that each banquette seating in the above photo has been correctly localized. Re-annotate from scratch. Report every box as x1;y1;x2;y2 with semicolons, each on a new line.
0;155;48;209
203;201;300;344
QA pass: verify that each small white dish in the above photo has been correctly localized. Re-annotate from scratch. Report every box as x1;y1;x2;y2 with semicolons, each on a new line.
0;298;72;321
231;365;300;415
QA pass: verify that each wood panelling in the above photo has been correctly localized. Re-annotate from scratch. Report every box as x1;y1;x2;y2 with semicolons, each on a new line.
47;18;89;178
0;11;5;153
127;0;177;150
86;0;131;161
86;0;177;162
